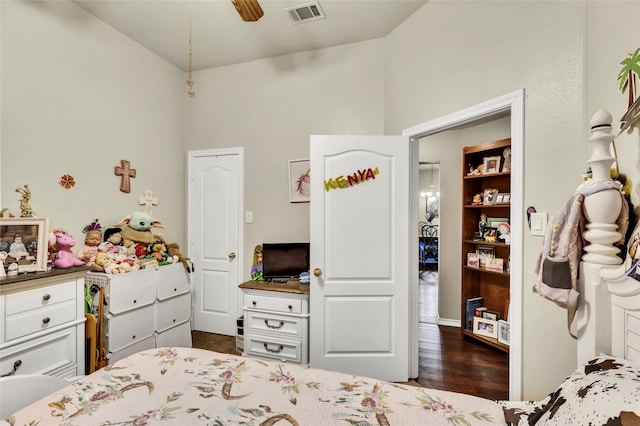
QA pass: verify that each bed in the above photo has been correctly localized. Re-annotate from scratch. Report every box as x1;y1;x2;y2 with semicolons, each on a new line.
2;111;639;425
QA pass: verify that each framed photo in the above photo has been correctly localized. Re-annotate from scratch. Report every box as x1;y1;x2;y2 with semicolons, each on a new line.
0;217;50;273
473;316;498;338
476;245;494;265
487;217;509;228
496;193;511;204
482;188;498;205
498;320;510;345
467;252;479;268
485;257;504;272
482;227;498;243
289;159;310;203
482;156;501;174
481;310;500;321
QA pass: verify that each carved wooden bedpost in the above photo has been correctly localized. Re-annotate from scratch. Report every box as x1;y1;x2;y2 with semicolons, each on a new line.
577;110;624;365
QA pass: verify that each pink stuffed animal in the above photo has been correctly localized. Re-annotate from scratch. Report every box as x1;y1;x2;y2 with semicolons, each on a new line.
51;230;84;269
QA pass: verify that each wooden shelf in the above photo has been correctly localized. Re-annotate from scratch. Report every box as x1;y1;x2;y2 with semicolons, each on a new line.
462;329;509;353
461;138;511;355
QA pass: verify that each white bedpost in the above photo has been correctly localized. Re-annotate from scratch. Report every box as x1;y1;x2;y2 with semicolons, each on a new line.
576;110;624;366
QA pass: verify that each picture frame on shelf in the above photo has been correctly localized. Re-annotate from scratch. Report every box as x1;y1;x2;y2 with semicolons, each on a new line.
482;188;498;205
476;245;494;265
288;159;310;203
485;257;504;272
482;156;501;174
481;310;500;321
487;217;509;228
482;227;498;243
498;320;510;345
467;252;479;268
496;193;511;204
473;316;498;339
0;217;50;273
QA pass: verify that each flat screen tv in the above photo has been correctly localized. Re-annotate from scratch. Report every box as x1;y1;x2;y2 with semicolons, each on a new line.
262;242;310;280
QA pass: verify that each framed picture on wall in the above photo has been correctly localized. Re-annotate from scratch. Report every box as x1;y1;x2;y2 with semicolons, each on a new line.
289;159;310;203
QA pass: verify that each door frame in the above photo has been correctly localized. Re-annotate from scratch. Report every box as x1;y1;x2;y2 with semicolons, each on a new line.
187;147;245;332
403;89;524;400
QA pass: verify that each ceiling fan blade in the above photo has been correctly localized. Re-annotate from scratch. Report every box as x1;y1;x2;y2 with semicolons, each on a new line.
231;0;264;22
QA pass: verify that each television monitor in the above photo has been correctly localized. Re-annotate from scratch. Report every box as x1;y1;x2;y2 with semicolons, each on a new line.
262;242;310;280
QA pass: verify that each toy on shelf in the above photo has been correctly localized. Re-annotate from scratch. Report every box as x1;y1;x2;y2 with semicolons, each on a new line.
114;211;165;251
51;230;84;269
76;219;103;271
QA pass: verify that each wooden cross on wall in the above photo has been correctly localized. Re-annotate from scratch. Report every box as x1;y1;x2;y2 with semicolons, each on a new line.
139;190;158;216
114;160;136;193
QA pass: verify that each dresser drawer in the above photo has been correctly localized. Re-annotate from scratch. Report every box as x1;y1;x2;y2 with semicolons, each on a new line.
244;293;303;314
5;300;76;341
244;334;301;363
0;327;78;377
155;321;192;348
245;310;303;339
105;305;155;352
107;336;155;365
105;269;156;314
155;293;191;333
5;281;76;316
157;263;190;300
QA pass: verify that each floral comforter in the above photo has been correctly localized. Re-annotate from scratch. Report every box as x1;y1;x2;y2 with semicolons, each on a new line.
4;347;506;425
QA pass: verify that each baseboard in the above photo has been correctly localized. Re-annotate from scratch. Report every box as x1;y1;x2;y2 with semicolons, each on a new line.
437;318;461;328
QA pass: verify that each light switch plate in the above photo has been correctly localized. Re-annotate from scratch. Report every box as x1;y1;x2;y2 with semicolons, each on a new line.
530;212;547;236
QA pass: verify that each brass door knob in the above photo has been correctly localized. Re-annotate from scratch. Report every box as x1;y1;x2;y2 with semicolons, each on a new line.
313;268;322;277
228;252;236;259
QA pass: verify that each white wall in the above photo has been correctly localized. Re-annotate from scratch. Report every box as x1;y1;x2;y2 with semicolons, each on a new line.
185;40;385;278
385;0;639;399
1;1;186;246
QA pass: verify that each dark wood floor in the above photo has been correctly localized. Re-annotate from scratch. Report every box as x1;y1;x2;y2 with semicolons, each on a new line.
417;322;508;400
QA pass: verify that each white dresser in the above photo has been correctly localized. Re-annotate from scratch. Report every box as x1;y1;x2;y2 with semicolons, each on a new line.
240;280;309;364
86;263;192;365
0;268;87;378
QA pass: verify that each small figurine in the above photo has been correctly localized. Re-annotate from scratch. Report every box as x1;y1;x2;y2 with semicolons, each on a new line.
76;219;103;270
16;185;34;217
472;193;483;205
479;213;487;235
51;230;84;269
502;147;511;172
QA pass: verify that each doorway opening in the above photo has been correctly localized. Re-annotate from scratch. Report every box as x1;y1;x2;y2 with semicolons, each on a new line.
404;89;524;400
418;162;439;324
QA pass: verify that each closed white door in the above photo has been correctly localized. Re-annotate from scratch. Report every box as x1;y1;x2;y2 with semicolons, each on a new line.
310;135;413;382
188;148;243;335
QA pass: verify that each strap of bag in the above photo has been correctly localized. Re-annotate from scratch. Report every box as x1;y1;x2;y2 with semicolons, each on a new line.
567;289;579;339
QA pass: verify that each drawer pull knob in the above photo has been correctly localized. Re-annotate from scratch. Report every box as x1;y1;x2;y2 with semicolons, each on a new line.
132;335;136;339
264;343;284;354
252;300;257;306
1;360;22;377
42;317;51;324
288;305;293;310
43;294;51;301
133;299;137;304
265;319;285;329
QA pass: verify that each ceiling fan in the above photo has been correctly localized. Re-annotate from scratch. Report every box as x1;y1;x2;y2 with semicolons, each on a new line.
230;0;264;22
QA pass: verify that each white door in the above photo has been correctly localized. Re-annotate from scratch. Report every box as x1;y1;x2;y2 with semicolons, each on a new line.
188;148;243;335
310;135;414;382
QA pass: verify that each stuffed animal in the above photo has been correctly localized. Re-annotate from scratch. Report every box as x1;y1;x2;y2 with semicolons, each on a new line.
166;243;193;272
50;230;84;269
114;212;165;251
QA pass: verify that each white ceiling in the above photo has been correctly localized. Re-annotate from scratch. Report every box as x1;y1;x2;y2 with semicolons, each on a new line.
71;0;426;72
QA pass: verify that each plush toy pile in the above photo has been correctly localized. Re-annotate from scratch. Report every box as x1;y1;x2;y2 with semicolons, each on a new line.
50;213;191;274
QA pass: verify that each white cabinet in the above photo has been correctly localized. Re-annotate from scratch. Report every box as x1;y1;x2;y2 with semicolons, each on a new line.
86;263;192;364
240;281;309;364
0;268;86;378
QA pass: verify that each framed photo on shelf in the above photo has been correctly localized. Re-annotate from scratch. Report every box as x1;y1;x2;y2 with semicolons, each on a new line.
498;320;510;345
473;316;498;338
482;227;498;243
288;159;310;203
0;217;50;273
482;188;498;205
476;245;494;266
496;193;511;204
481;310;500;321
487;217;509;228
482;156;501;174
485;257;504;272
467;252;479;268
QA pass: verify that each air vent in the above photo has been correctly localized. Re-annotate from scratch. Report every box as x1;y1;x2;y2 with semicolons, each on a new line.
285;1;326;24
